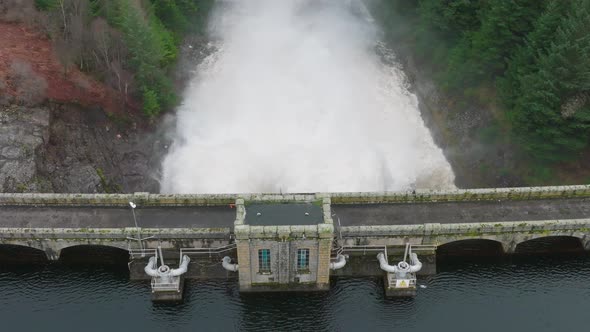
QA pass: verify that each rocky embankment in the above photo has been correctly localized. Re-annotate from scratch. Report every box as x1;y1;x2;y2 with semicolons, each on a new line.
0;103;164;193
0;20;216;194
0;21;167;193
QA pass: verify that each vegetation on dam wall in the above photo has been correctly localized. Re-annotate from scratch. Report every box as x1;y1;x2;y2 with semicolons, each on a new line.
373;0;590;186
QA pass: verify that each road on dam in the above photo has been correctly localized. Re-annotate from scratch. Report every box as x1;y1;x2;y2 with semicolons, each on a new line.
0;206;237;228
333;198;590;226
0;198;589;228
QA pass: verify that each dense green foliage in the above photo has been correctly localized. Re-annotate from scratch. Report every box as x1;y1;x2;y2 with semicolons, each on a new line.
94;0;204;116
35;0;208;116
34;0;58;11
385;0;590;164
109;0;179;116
501;1;590;161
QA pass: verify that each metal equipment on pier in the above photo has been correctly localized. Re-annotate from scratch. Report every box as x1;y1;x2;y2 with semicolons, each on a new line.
143;247;190;301
377;244;422;297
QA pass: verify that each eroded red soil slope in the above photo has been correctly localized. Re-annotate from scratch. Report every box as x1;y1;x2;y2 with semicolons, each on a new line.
0;22;131;113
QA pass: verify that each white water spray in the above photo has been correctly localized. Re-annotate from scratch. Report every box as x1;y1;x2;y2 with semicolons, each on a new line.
161;0;455;194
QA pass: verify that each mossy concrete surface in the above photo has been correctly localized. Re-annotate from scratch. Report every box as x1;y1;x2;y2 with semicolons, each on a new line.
1;185;589;207
339;218;590;254
0;227;232;260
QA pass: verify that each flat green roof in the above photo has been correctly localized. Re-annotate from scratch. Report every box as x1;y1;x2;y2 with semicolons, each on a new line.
245;203;323;226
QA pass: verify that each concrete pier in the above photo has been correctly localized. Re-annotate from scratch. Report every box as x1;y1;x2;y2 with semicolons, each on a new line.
151;276;185;302
383;273;417;297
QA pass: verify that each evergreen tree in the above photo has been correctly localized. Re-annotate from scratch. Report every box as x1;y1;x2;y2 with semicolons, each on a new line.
380;0;590;172
113;0;178;115
418;0;482;38
498;0;569;110
509;0;590;160
443;0;547;89
471;0;546;74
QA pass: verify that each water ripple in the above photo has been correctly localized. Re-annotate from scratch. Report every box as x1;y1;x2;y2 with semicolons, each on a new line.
0;255;589;331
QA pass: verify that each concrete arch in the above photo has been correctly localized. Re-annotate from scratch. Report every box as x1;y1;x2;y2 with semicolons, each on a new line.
437;237;508;248
515;233;585;244
57;244;130;264
0;243;48;263
437;238;506;256
0;240;46;252
56;242;129;252
58;244;130;264
514;235;585;254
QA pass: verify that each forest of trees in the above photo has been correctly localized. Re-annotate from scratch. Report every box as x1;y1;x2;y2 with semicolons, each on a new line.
2;0;588;178
1;0;212;116
380;0;590;172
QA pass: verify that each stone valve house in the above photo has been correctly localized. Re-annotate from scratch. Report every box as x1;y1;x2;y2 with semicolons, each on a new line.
231;195;339;292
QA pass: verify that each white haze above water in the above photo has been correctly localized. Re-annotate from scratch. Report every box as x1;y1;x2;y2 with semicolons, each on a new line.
161;0;455;194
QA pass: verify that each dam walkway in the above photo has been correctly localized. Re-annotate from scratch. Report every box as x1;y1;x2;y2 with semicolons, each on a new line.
1;190;589;229
1;185;590;297
0;185;588;258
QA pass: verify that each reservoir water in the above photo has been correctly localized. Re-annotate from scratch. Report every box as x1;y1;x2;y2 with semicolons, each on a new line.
2;254;588;331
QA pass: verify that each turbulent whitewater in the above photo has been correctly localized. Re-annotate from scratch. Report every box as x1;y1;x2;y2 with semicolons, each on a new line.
161;0;455;194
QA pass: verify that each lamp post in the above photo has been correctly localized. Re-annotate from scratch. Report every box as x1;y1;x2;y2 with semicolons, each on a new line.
129;201;143;251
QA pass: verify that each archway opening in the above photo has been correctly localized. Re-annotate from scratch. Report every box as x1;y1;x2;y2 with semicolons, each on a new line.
58;245;129;265
437;239;505;258
0;244;48;264
514;236;584;255
436;239;506;272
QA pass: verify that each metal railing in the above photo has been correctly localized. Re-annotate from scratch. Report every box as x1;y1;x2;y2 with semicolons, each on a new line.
179;243;237;264
408;244;438;252
151;276;180;292
337;243;438;254
129;248;157;259
129;244;237;264
339;244;387;252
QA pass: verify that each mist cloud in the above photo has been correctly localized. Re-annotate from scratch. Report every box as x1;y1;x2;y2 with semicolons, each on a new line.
161;0;455;193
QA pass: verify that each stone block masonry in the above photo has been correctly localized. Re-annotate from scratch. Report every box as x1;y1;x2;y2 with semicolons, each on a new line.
0;184;589;207
0;227;231;260
1;186;589;294
234;195;334;292
339;219;590;254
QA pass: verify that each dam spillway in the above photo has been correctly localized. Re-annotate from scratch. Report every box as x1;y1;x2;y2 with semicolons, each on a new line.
160;0;455;194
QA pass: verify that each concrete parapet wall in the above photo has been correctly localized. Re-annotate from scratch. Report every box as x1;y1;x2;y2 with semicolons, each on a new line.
329;184;590;204
243;194;318;203
1;185;589;207
0;227;230;240
0;192;319;207
0;227;232;260
0;192;238;207
235;224;333;241
339;219;590;253
341;219;590;237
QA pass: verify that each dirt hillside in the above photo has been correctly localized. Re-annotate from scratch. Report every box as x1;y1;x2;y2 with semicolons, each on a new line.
0;22;130;113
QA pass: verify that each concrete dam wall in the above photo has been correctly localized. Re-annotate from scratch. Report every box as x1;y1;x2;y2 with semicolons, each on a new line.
0;185;589;296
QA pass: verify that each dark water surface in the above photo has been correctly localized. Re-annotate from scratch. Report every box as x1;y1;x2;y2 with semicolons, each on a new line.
1;255;589;332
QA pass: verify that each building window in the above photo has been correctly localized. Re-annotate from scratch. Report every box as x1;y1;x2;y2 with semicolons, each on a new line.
258;249;271;272
297;249;310;271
